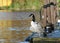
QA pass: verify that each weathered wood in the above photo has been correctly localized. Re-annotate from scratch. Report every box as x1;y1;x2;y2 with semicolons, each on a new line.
31;38;60;43
54;0;58;23
46;0;51;23
42;0;47;27
50;0;55;24
41;0;57;27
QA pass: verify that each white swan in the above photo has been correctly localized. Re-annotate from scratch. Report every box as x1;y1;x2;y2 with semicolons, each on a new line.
29;14;44;37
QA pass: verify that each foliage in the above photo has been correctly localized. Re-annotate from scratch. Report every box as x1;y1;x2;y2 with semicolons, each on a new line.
0;0;44;11
58;0;60;7
1;0;60;11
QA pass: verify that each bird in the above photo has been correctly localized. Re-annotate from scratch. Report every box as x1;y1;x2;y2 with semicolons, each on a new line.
43;23;54;37
29;13;44;37
25;14;47;41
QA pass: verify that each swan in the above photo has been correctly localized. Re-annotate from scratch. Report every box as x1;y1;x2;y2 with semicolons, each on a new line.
29;14;44;37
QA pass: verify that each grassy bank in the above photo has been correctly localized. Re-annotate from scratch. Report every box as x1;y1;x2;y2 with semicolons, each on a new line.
0;0;43;11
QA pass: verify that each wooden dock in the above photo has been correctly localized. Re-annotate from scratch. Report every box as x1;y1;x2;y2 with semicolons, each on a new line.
30;38;60;43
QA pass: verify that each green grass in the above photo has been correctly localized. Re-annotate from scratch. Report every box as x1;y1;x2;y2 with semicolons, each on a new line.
0;0;43;11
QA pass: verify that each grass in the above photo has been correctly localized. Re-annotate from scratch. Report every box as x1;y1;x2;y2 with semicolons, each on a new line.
0;0;43;11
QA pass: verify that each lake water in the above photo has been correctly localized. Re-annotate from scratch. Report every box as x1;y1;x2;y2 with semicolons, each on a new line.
0;11;60;43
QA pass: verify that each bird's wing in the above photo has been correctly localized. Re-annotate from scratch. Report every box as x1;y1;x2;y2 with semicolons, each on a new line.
37;23;44;33
30;26;35;32
35;22;38;24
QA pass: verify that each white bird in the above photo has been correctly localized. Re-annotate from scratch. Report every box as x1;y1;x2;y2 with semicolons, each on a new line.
29;14;44;37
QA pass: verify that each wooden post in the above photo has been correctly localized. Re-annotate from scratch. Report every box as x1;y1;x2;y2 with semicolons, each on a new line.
54;0;58;23
46;0;51;23
42;0;47;27
50;0;54;24
41;0;57;27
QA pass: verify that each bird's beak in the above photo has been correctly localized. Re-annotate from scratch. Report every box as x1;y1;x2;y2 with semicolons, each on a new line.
29;14;33;17
29;14;31;17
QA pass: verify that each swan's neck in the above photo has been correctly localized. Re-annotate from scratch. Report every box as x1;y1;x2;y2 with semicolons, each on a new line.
32;15;35;22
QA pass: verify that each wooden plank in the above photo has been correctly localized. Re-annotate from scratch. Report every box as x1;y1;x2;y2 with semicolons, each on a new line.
32;38;60;43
